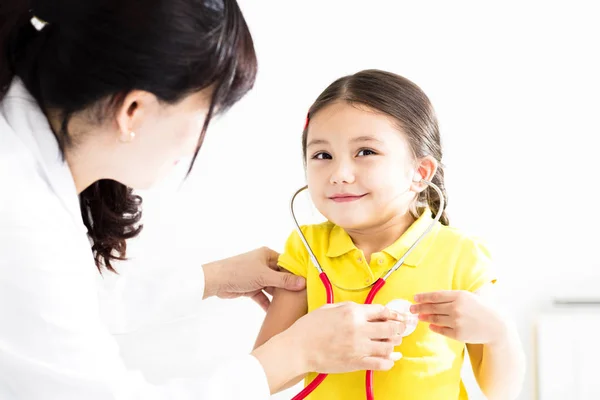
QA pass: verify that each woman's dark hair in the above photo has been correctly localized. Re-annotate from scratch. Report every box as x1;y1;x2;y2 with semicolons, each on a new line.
0;0;257;272
302;69;449;225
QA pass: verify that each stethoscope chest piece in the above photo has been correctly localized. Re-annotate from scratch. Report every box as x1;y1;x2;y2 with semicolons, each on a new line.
385;299;419;337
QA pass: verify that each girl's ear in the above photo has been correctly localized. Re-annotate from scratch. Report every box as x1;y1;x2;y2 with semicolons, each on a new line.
410;155;438;193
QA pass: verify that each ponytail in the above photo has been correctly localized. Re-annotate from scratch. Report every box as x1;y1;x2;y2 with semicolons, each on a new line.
80;181;143;273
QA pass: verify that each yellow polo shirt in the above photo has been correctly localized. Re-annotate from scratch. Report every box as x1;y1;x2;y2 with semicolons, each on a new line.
278;209;496;400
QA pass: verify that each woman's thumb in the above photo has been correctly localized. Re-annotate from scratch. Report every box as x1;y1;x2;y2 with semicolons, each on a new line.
265;270;306;291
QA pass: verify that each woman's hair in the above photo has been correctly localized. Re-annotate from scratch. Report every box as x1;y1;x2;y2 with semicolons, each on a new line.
302;69;449;225
0;0;257;272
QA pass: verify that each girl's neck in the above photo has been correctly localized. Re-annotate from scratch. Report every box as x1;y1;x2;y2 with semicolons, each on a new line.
344;212;416;263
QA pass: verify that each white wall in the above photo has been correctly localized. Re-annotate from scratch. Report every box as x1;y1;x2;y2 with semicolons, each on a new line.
119;1;600;399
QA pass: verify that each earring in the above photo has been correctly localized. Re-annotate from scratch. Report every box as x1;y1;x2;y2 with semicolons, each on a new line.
120;131;135;143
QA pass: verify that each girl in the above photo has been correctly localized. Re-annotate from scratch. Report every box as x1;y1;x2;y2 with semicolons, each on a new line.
255;69;525;399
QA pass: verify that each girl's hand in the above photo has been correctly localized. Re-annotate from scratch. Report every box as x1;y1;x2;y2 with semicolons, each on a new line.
410;290;506;344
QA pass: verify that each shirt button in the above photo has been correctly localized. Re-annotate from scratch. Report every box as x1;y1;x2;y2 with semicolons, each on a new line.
378;259;384;265
365;277;371;283
357;257;363;263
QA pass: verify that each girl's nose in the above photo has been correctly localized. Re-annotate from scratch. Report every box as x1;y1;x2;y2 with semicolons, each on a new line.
330;160;355;185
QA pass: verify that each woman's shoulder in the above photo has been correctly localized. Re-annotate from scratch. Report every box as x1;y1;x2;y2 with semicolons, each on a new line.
0;134;87;272
0;154;67;230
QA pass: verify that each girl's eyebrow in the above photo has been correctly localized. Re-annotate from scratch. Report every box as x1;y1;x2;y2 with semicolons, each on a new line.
307;135;383;148
306;138;329;148
351;135;383;144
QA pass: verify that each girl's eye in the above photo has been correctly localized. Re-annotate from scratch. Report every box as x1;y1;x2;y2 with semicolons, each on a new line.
357;149;377;157
312;152;332;160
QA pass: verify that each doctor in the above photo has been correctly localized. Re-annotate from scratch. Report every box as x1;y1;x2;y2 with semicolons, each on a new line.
0;0;406;399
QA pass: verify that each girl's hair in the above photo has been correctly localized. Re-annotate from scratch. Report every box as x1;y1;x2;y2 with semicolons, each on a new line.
302;69;449;225
0;0;257;272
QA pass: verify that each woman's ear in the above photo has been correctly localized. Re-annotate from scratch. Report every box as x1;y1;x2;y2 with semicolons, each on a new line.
115;90;155;143
410;155;438;193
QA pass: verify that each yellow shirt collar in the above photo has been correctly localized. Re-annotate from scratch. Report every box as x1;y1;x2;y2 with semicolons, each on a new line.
326;208;440;267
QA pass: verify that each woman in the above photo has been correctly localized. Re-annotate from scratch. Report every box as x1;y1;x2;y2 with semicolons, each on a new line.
0;1;405;399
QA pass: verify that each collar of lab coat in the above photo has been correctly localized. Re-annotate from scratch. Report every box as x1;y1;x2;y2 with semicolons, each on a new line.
1;78;85;231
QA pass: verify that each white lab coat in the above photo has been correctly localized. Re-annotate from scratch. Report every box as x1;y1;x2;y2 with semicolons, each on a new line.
0;79;270;400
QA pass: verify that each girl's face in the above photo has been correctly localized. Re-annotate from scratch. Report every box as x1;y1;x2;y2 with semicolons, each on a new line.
305;101;420;230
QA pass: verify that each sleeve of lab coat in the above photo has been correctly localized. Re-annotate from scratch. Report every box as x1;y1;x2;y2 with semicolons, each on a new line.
0;225;270;400
96;247;212;334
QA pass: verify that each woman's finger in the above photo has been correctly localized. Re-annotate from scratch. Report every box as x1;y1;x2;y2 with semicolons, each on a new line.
374;335;403;347
366;320;405;340
359;353;403;371
367;340;396;358
263;247;281;269
250;290;270;311
364;304;402;322
263;269;306;291
359;357;394;372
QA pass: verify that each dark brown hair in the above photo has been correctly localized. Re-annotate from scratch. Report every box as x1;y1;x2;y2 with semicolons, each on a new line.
302;69;449;225
1;0;257;272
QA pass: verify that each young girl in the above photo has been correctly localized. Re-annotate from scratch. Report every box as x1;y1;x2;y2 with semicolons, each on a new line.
255;70;525;399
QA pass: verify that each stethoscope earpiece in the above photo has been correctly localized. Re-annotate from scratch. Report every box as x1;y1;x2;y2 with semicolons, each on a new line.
412;171;424;183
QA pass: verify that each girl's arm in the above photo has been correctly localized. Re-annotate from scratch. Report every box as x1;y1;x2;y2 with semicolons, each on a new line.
254;287;309;391
466;285;526;400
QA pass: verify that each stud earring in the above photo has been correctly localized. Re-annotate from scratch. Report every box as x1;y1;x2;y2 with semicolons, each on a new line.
120;131;135;143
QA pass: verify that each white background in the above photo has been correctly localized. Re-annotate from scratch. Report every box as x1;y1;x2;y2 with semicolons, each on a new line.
117;1;600;399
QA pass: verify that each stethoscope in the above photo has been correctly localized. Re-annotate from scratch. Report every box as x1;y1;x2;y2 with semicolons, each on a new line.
289;180;445;400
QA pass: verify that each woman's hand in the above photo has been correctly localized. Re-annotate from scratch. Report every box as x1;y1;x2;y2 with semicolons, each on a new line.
410;290;506;344
291;302;406;373
202;247;306;311
252;302;406;394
